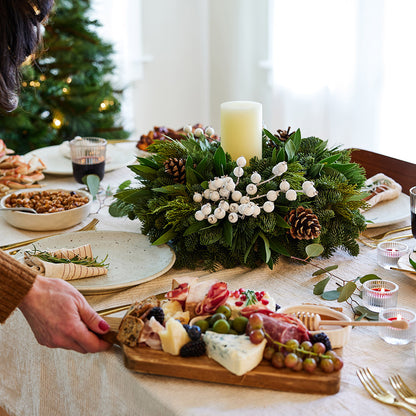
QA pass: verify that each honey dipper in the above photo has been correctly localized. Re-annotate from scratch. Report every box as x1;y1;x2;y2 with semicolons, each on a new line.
293;311;409;331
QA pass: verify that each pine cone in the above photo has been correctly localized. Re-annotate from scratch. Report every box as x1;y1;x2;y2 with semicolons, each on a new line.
164;157;186;184
275;127;293;142
285;206;321;240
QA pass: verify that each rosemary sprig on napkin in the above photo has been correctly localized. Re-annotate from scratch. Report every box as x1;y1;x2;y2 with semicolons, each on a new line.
25;248;109;268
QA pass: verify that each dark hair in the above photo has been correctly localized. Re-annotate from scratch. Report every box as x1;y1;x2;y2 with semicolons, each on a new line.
0;0;54;112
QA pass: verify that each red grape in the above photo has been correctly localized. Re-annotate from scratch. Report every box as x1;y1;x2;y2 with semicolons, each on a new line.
249;329;265;344
248;313;264;330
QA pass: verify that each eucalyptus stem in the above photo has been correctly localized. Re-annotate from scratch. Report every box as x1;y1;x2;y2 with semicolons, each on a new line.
290;255;348;285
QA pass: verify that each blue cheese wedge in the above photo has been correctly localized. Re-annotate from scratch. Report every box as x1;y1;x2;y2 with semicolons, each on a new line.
203;332;267;376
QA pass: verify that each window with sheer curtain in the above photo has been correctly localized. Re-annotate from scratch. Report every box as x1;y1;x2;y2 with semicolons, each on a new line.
270;0;416;163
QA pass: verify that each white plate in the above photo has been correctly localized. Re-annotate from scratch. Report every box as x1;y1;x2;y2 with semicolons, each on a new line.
397;252;416;281
24;143;137;176
364;193;410;228
17;231;175;294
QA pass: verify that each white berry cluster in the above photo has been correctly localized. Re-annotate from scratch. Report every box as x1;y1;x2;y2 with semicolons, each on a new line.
184;125;215;138
193;156;318;224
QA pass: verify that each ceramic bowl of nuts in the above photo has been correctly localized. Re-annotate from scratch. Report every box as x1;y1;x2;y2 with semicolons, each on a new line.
0;188;92;231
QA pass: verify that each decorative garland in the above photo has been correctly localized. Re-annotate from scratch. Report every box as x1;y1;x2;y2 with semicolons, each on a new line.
109;127;368;270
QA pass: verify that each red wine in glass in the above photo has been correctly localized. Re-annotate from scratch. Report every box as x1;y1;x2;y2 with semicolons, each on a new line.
72;156;105;184
412;211;416;238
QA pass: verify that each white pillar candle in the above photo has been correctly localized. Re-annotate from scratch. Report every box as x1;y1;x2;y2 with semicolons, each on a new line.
220;101;262;162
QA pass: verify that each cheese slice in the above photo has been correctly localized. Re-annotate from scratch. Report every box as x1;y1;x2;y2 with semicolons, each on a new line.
159;318;191;356
204;332;267;376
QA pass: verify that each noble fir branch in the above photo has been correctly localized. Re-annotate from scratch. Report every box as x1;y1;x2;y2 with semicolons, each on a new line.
111;129;368;269
147;138;189;161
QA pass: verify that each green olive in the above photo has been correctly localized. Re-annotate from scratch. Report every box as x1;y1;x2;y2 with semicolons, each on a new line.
231;316;249;334
209;313;227;327
212;319;230;334
215;305;232;319
194;319;209;333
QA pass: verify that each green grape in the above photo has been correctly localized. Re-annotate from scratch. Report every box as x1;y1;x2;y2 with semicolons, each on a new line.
284;353;299;369
320;358;335;373
285;339;299;352
231;316;248;334
209;313;227;327
194;319;209;333
215;305;232;319
212;319;230;334
271;352;285;369
303;357;317;373
263;346;275;361
227;328;238;335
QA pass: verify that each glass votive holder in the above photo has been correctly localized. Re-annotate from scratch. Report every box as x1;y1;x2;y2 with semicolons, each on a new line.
362;280;399;312
377;241;408;270
379;308;416;345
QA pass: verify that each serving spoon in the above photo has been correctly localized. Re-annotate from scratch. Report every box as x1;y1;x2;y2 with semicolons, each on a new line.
0;207;37;214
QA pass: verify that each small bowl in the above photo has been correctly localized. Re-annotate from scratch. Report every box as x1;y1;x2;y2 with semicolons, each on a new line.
279;304;351;348
0;188;92;231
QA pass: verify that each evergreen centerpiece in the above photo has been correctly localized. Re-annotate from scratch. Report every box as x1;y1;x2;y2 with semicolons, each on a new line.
0;0;129;154
110;127;368;270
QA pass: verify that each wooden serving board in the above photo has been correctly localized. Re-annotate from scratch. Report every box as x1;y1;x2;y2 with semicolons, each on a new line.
122;345;341;395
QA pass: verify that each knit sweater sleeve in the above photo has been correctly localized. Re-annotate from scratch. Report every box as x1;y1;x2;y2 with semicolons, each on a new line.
0;250;38;323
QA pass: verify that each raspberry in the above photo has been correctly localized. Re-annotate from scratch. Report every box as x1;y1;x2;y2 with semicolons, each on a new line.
180;338;206;357
146;307;164;325
310;332;332;352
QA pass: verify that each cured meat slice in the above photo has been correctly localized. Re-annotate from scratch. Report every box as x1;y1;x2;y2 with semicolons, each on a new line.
195;282;230;315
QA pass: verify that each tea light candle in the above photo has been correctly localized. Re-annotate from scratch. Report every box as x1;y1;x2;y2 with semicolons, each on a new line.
377;241;408;270
362;279;399;312
379;308;416;345
220;101;262;162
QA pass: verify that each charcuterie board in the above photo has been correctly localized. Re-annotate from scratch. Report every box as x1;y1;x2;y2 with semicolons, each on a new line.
122;344;342;395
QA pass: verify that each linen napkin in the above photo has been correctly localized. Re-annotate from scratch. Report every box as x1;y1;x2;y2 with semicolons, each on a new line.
23;244;108;280
362;173;402;210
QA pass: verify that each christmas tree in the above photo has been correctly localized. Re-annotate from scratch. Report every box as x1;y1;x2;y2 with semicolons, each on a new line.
0;0;129;154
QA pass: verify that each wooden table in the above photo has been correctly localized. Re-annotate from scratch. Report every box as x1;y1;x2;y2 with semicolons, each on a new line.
1;149;415;416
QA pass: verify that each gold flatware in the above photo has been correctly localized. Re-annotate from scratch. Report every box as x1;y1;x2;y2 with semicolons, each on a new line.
358;234;413;249
363;226;411;241
390;267;416;275
96;292;167;317
97;304;132;317
0;218;99;252
357;368;416;414
389;374;416;406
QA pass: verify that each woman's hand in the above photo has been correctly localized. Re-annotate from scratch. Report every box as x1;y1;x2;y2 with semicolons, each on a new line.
19;275;112;353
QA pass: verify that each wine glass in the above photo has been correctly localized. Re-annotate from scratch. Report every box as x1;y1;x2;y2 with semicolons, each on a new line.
69;137;107;184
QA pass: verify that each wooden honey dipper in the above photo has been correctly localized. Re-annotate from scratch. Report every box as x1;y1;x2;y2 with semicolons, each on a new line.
293;311;409;331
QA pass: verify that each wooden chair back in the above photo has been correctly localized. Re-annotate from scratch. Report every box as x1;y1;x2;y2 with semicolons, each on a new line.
349;149;416;195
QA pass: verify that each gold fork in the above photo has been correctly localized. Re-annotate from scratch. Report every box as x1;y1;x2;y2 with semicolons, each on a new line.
357;368;416;414
0;218;99;253
358;233;413;249
389;374;416;406
362;226;411;241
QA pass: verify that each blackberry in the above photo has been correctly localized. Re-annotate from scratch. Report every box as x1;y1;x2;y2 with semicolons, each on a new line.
183;324;201;341
180;338;206;357
310;332;332;351
146;307;164;325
